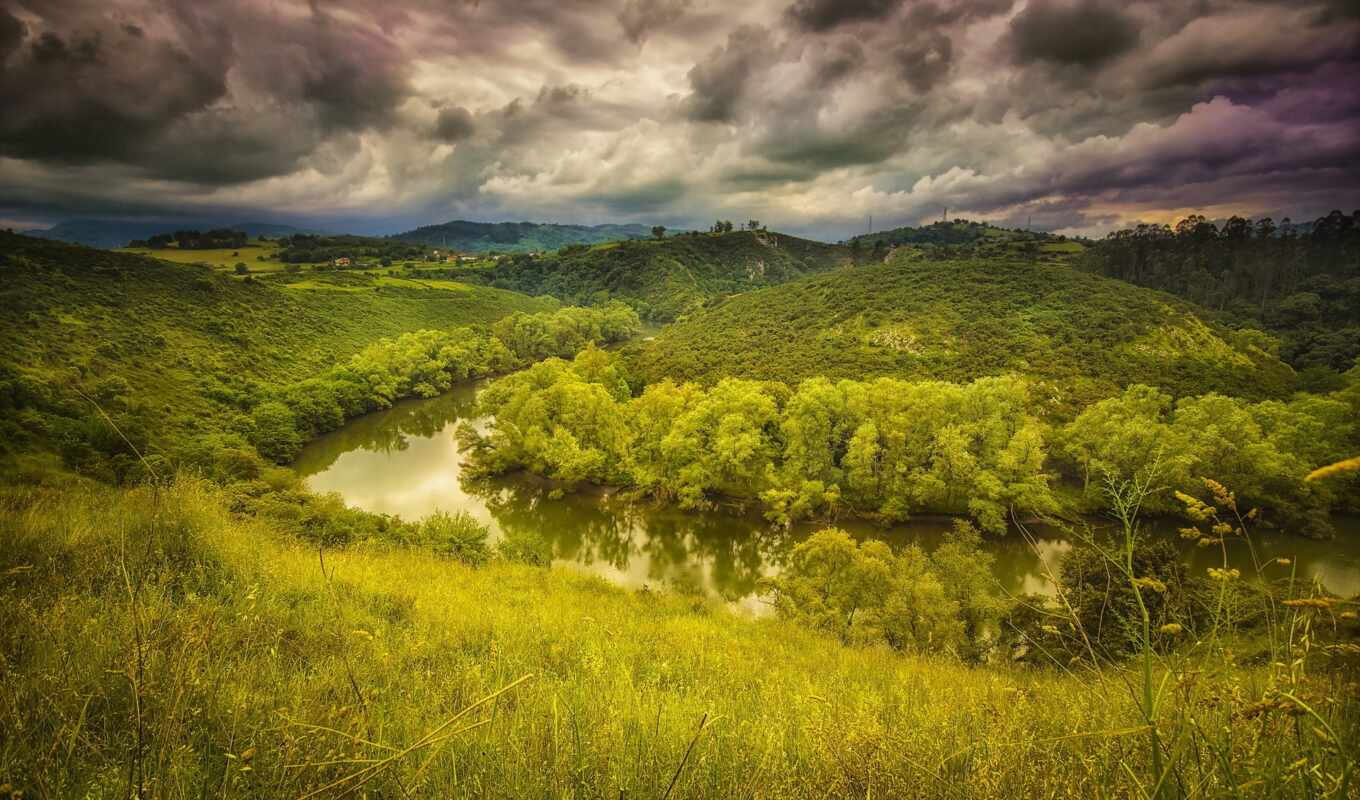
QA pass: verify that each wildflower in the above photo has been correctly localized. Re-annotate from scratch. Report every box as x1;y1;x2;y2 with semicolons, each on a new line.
1159;623;1183;635
1041;625;1060;635
1276;558;1291;567
1340;611;1357;621
1203;478;1236;511
1197;537;1220;548
1178;527;1200;540
1207;567;1240;582
1175;491;1213;522
1134;576;1167;593
1212;522;1233;537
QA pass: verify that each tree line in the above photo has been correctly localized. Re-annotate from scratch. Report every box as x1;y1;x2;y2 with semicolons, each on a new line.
1085;210;1360;372
249;303;641;462
129;229;250;250
274;234;428;265
463;350;1359;535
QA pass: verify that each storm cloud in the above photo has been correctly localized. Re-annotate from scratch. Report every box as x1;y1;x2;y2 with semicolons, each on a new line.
0;0;1357;238
1009;0;1140;67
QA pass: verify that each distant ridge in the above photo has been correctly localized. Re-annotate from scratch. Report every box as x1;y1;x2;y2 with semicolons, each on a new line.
22;218;320;249
847;219;1059;248
389;219;652;253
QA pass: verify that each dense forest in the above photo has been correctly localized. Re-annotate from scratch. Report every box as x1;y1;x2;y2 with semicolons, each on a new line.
627;249;1294;408
848;218;1061;248
1084;210;1360;374
390;219;653;253
464;348;1357;536
273;233;430;264
456;229;847;320
128;228;250;250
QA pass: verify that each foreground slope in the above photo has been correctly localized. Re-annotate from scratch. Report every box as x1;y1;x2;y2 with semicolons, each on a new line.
464;229;847;320
3;479;1354;799
628;249;1296;406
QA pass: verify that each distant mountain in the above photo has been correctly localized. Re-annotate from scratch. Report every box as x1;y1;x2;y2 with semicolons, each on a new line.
22;218;318;249
390;220;653;253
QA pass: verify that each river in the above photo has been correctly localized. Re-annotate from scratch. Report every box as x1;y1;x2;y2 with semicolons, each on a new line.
294;382;1360;613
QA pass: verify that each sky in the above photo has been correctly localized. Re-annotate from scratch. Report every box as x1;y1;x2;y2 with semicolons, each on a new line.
1;0;1358;239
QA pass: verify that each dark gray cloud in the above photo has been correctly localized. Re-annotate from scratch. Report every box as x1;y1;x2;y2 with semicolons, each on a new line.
684;24;777;123
785;0;902;31
0;11;231;165
1010;0;1140;67
894;31;953;93
0;7;26;61
434;106;476;142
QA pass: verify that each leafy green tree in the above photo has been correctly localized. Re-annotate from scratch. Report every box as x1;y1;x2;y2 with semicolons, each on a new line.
763;529;893;643
656;378;780;508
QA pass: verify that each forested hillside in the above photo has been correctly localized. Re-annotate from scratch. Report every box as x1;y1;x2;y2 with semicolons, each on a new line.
627;249;1295;407
848;218;1062;248
460;229;847;320
391;219;652;253
0;232;569;480
1083;210;1360;374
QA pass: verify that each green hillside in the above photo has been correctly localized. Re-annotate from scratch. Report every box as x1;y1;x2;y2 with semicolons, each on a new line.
848;219;1070;248
627;249;1296;408
390;219;652;253
461;229;847;320
0;232;556;474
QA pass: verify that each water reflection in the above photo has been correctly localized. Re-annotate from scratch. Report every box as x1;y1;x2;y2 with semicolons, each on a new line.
295;385;1360;609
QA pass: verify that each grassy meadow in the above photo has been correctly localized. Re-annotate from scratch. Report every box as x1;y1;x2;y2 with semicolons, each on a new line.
119;240;293;273
3;479;1357;799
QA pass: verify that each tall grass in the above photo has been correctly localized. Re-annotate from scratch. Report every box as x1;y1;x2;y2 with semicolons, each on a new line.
1;479;1357;798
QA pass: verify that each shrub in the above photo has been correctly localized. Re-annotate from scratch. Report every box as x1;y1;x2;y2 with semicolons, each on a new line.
418;510;490;565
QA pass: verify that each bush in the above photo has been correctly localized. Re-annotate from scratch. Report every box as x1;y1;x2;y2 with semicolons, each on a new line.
417;510;490;565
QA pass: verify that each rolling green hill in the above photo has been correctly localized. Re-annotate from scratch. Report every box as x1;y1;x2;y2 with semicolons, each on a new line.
627;249;1296;409
459;229;847;320
0;232;556;475
390;219;653;253
849;219;1064;248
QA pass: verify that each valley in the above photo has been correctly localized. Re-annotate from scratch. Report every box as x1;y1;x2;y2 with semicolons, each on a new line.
4;170;1359;800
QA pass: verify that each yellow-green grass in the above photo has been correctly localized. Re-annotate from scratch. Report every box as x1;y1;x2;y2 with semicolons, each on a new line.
374;275;475;292
2;479;1355;798
119;241;291;273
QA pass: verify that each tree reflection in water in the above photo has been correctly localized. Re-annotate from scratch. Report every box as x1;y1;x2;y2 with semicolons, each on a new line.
296;387;1360;609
